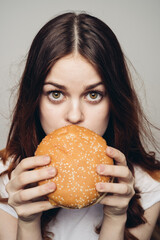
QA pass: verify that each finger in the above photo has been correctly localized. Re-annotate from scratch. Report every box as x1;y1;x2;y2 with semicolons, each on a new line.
15;200;58;219
6;166;57;192
13;182;56;203
96;182;133;196
96;165;132;181
99;194;129;211
12;155;51;176
106;147;126;166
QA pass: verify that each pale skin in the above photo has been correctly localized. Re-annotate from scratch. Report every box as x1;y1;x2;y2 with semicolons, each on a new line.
0;53;159;240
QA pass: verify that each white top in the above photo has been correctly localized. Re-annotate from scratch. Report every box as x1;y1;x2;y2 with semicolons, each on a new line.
0;160;160;240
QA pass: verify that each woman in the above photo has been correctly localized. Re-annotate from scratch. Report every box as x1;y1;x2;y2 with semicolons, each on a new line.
0;12;160;240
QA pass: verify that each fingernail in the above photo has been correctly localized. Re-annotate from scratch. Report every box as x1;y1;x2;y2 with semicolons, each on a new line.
97;164;105;174
47;182;56;191
96;183;104;191
47;167;55;176
44;155;50;163
106;147;113;155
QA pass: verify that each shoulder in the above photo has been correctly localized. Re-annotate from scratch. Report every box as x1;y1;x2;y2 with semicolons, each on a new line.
134;165;160;210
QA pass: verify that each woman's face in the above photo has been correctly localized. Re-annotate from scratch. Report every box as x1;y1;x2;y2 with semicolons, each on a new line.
39;53;110;136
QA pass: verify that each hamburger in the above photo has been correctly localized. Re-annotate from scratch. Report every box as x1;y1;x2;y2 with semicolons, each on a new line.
35;125;113;209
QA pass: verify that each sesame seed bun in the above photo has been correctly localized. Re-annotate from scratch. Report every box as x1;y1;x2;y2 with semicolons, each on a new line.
35;125;113;209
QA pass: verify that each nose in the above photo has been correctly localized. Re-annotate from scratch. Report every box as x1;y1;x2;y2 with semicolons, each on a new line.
65;100;84;124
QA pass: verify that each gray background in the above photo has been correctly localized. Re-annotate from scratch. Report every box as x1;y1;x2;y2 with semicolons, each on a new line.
0;0;160;151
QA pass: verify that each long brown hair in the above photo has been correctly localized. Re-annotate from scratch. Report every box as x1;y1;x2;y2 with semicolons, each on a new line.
0;12;160;240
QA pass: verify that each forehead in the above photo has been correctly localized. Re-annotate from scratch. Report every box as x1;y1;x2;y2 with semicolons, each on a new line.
45;54;103;86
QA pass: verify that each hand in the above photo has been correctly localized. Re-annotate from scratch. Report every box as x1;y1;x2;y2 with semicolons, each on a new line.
6;155;57;223
96;146;135;218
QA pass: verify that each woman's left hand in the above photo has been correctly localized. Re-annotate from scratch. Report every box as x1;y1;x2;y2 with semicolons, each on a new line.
96;146;135;217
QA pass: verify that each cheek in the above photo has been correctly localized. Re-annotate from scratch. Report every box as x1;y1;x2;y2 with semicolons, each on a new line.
95;111;110;136
39;98;64;134
86;101;110;136
93;100;110;121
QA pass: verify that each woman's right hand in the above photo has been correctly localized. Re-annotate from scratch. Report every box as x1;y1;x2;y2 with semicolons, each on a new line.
5;155;57;223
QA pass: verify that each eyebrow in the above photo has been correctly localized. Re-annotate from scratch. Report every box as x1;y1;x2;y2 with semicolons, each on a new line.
44;81;104;91
44;82;67;90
